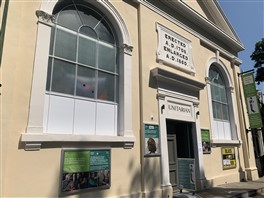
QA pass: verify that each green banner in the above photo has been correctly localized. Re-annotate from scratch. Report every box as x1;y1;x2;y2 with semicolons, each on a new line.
242;72;263;129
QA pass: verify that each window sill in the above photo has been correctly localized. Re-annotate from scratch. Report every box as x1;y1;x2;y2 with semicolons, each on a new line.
211;139;242;146
21;133;135;151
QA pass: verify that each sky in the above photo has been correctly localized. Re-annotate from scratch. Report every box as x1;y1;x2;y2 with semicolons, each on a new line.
217;0;264;91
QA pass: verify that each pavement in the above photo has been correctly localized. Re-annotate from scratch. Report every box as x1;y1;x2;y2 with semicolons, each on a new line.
173;176;264;198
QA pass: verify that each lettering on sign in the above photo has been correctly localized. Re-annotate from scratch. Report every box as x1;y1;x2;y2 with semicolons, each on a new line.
167;103;192;118
224;149;232;154
168;104;191;114
156;23;195;74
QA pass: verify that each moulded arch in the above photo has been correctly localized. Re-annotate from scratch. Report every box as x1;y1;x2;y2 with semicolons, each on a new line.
39;0;132;47
22;0;135;149
206;57;233;88
205;56;239;142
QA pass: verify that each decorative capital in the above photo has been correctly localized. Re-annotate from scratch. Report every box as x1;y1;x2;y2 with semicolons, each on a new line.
193;103;199;108
205;77;211;84
36;10;55;24
157;93;166;100
228;86;234;93
122;43;133;55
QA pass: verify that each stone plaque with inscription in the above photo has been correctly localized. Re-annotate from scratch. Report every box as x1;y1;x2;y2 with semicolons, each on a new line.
156;23;195;74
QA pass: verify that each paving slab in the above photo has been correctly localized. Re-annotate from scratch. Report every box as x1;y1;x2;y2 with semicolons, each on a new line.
196;177;264;198
174;177;264;198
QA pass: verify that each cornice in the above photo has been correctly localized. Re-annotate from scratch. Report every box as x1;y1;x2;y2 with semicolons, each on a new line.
162;0;244;52
151;67;206;92
140;0;244;53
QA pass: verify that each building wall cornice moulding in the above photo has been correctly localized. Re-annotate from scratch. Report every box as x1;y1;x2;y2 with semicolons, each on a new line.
140;0;244;53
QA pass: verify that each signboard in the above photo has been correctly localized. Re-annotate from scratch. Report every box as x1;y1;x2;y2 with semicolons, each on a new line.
156;23;195;74
241;71;263;129
60;149;110;194
178;158;196;191
166;99;194;122
167;103;192;117
221;147;236;170
144;124;160;156
201;129;211;154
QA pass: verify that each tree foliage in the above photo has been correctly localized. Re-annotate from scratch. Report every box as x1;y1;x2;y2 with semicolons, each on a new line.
251;38;264;84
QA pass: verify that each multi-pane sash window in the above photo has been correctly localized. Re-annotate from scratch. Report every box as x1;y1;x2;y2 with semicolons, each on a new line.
44;4;119;135
209;65;231;140
209;67;229;121
46;5;118;102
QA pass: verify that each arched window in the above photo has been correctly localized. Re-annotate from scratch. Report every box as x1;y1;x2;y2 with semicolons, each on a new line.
44;3;119;135
209;66;229;122
208;63;237;141
22;0;134;149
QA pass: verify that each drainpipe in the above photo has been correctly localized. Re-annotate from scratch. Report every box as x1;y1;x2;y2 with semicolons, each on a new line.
131;0;145;195
231;58;250;180
137;3;146;196
0;0;10;65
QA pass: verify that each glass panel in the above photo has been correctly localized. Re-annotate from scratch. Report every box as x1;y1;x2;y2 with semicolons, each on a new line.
76;66;96;98
56;6;82;31
51;59;76;95
98;42;116;72
115;76;119;102
220;86;227;103
79;26;97;39
78;34;97;67
222;104;229;121
214;102;223;120
217;74;225;86
209;69;214;79
98;71;115;102
209;68;217;82
54;28;77;61
209;67;225;86
76;5;101;28
210;84;215;100
96;19;115;44
46;58;52;91
212;101;217;119
214;85;221;102
49;27;55;55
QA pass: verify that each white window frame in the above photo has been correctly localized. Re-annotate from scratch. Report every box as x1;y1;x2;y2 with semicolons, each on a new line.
206;57;240;145
21;0;135;150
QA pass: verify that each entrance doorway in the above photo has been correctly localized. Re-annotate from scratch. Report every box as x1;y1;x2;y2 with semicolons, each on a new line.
166;119;194;191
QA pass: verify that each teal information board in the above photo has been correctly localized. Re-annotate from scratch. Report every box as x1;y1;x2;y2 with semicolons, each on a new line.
60;149;110;194
144;124;160;156
178;158;196;191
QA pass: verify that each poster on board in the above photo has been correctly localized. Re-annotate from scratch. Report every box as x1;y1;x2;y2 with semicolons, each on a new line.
178;158;196;191
221;147;236;170
60;149;110;194
201;129;211;154
144;124;160;156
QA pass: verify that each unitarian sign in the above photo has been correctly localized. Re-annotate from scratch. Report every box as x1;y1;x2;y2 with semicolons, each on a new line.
156;23;195;74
